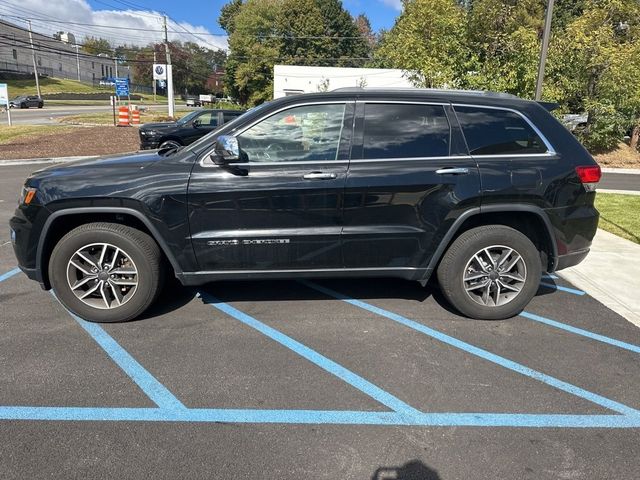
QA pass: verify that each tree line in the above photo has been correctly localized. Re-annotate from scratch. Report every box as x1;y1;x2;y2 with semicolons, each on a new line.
221;0;640;152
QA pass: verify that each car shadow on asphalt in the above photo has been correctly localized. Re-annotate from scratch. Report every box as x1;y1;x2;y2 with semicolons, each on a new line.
371;460;441;480
140;275;559;323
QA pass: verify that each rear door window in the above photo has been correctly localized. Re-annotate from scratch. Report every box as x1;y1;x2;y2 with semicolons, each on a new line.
362;103;450;159
454;106;548;155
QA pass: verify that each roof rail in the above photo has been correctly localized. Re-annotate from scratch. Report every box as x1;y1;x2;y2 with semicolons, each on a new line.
331;87;520;99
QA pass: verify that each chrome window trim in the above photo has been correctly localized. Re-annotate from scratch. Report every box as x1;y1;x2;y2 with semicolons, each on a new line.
203;160;351;168
349;155;471;164
199;100;353;168
452;103;557;156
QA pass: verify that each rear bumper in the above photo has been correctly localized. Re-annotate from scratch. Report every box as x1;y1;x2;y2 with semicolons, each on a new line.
555;248;590;271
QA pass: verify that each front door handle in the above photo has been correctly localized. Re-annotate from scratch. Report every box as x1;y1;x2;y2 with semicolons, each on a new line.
303;172;337;180
435;167;470;175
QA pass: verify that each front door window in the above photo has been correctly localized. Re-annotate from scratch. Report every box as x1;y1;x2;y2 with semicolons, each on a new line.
237;104;346;163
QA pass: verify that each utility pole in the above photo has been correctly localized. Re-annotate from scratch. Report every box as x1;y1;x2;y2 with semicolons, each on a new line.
75;44;81;82
26;20;41;98
114;57;119;79
153;50;157;103
535;0;555;100
163;15;175;118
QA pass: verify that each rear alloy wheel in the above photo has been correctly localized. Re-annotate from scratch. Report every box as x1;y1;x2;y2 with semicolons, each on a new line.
437;225;541;320
49;223;164;323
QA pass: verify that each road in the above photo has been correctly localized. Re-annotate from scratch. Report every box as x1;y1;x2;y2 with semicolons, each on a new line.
0;162;639;479
0;104;190;125
600;172;640;192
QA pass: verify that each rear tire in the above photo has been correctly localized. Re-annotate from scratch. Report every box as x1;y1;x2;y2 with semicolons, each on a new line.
437;225;541;320
49;222;164;323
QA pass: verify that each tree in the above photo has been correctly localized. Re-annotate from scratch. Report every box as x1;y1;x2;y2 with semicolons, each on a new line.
354;14;377;52
219;0;244;34
374;0;468;88
223;0;371;105
546;0;640;150
82;37;113;55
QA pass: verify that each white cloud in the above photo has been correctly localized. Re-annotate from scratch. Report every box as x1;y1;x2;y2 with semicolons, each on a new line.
0;0;227;50
379;0;403;11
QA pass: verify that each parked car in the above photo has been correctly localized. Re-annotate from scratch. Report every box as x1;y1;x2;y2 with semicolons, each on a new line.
11;88;601;323
9;95;43;109
562;113;588;132
138;109;245;150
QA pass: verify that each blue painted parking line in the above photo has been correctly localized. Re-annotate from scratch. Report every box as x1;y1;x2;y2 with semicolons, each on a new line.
520;311;640;354
301;281;640;417
201;292;422;418
0;267;20;283
539;282;586;296
0;406;639;427
51;292;186;411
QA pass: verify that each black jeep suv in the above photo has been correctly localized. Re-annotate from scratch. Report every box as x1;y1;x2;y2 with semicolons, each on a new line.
10;88;601;323
139;109;244;150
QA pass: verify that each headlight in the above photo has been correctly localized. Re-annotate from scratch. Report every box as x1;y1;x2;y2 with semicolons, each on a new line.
141;130;159;137
19;186;37;205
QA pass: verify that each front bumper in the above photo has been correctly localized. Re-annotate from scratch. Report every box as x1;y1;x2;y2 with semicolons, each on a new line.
10;204;48;288
139;138;161;150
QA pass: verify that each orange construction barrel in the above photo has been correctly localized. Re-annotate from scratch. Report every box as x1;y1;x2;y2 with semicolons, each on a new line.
131;109;140;125
117;106;130;127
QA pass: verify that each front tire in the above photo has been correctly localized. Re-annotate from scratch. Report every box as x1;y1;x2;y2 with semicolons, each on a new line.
437;225;541;320
49;223;163;323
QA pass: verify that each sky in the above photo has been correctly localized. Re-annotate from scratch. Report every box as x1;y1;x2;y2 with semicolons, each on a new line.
0;0;403;50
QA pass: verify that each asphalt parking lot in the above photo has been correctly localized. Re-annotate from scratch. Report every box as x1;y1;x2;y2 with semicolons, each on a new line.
1;163;639;479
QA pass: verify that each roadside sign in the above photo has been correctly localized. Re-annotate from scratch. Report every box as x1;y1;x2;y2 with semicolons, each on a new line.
153;64;167;81
114;77;129;97
199;94;213;103
0;83;11;126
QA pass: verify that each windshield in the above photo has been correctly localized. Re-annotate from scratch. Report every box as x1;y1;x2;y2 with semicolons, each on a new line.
176;110;203;126
184;101;273;154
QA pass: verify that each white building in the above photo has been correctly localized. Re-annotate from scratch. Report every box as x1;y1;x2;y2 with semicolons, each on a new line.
273;65;414;98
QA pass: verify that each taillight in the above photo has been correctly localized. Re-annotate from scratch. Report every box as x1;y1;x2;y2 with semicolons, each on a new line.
575;165;601;192
575;165;601;183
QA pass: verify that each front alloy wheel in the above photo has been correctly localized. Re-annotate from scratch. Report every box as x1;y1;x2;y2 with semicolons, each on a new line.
67;243;139;310
49;222;164;323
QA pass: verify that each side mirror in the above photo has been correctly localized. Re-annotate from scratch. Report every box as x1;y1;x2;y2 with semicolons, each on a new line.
211;135;240;165
193;119;202;128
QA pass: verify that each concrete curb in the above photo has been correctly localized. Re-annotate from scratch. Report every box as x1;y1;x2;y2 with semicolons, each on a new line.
0;156;98;166
598;189;640;196
601;167;640;175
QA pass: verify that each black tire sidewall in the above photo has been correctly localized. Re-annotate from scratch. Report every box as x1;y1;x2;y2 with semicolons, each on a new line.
437;226;542;320
49;227;158;323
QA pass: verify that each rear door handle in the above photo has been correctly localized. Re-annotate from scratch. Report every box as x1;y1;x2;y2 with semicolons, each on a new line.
435;167;470;175
303;172;337;180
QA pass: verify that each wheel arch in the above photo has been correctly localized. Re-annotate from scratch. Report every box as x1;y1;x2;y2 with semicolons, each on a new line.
424;204;558;280
36;207;183;289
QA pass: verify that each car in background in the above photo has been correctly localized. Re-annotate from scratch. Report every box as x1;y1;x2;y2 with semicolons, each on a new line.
562;113;588;132
9;95;43;109
138;109;245;150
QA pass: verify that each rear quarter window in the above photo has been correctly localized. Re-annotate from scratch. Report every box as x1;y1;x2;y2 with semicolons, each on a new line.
454;106;548;155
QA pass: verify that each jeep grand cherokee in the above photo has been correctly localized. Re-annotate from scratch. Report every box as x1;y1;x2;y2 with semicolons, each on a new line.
10;88;600;323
